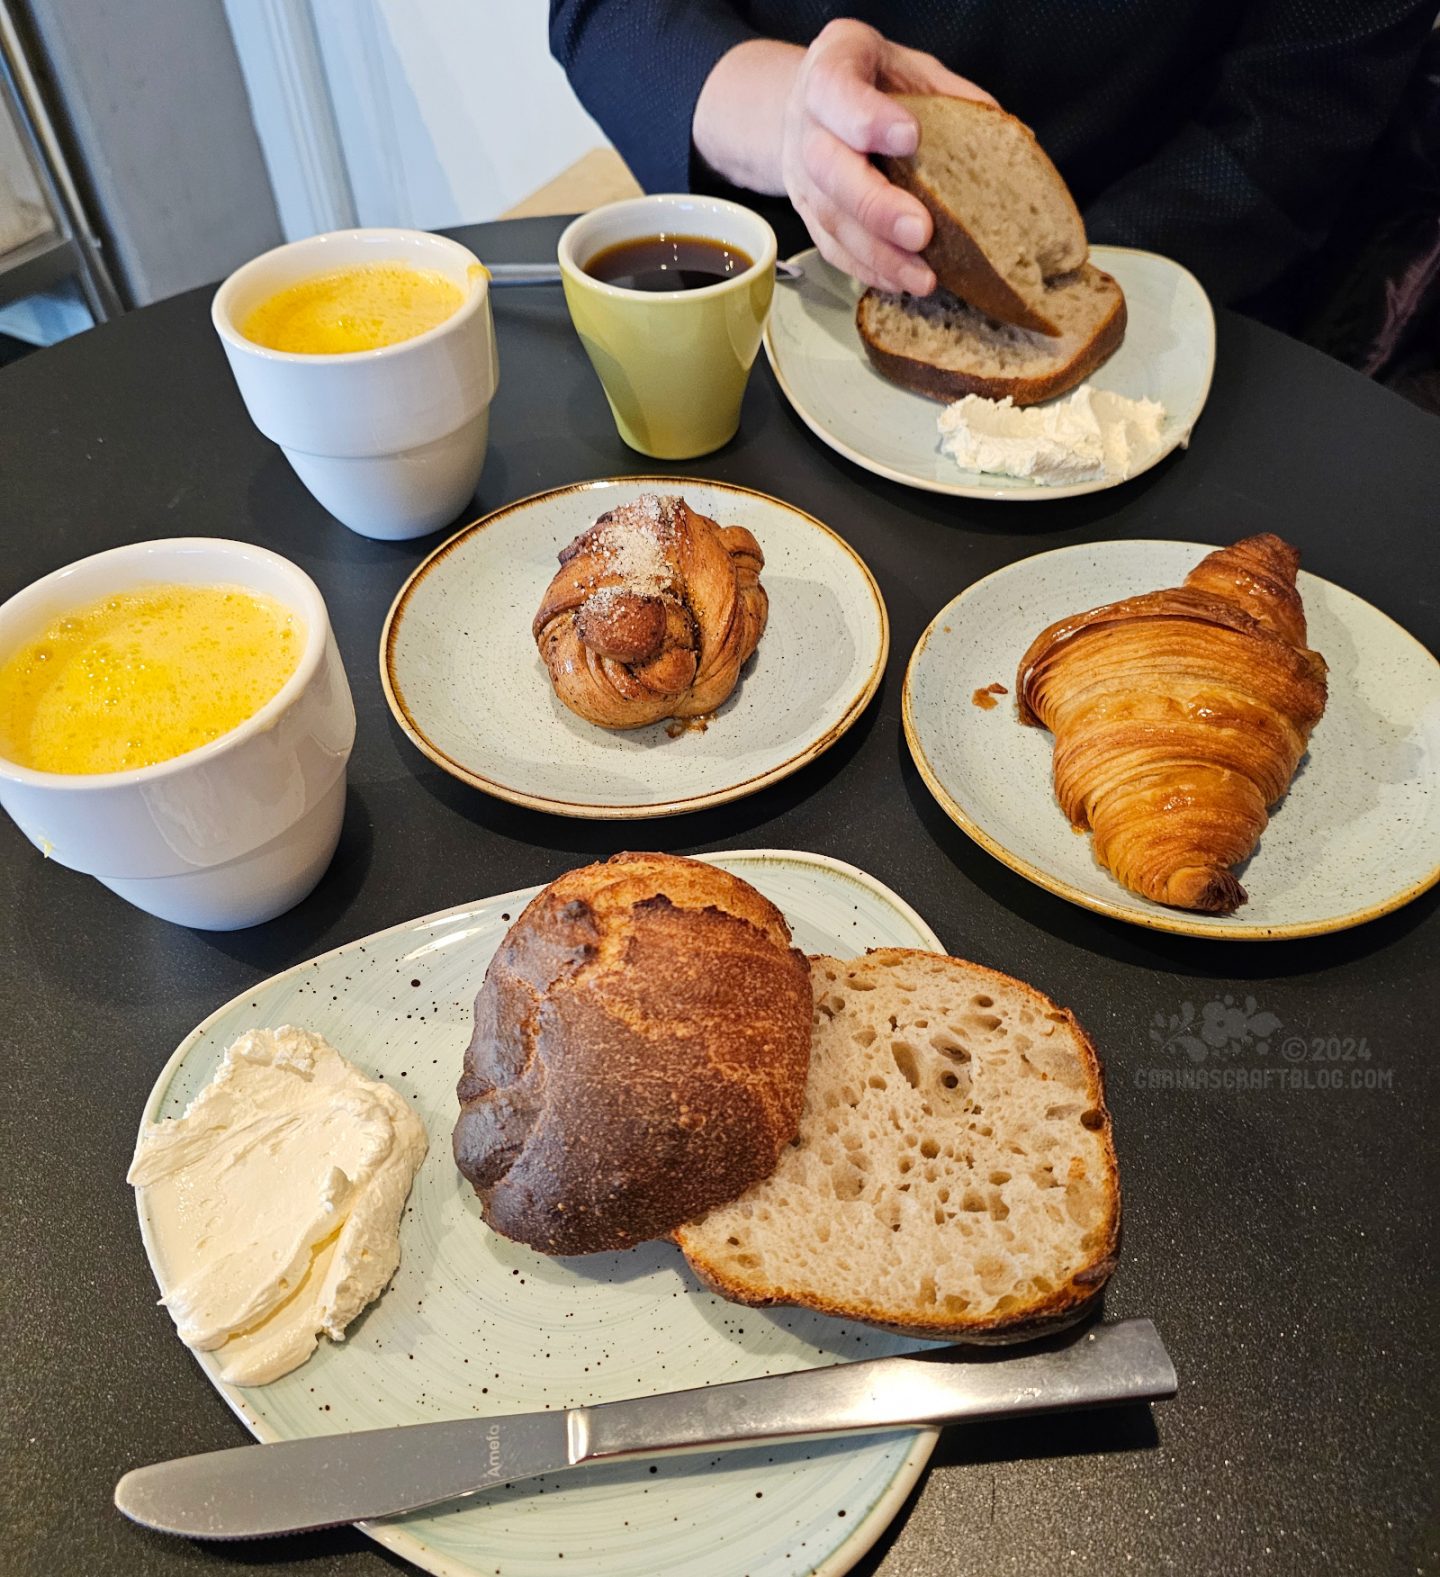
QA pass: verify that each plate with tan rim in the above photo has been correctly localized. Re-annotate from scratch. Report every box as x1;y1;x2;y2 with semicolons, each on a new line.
903;540;1440;939
765;246;1215;501
381;478;888;818
132;849;945;1577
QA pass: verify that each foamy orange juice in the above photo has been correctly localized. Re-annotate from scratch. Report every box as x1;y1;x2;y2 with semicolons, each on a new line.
0;583;304;774
241;263;464;355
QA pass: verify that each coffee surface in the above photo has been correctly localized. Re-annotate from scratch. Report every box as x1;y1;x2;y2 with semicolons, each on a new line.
585;234;753;292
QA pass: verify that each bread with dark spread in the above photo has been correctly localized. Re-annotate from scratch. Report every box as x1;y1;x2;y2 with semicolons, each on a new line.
857;264;1125;406
880;95;1087;336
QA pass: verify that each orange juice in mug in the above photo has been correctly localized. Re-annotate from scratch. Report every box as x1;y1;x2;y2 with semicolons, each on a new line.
240;263;465;355
213;229;499;540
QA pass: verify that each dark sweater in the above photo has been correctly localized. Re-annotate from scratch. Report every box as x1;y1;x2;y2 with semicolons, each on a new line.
549;0;1433;308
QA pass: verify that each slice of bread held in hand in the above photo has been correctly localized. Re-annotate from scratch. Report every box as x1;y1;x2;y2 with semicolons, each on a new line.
857;263;1126;406
881;96;1088;336
676;949;1121;1342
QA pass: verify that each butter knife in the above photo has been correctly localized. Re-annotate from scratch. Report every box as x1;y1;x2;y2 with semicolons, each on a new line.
115;1318;1174;1540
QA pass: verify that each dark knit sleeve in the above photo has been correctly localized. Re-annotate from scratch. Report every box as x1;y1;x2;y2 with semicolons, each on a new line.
1082;1;1434;305
550;0;759;193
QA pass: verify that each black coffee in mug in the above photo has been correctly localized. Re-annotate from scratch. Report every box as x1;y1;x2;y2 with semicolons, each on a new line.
584;234;754;292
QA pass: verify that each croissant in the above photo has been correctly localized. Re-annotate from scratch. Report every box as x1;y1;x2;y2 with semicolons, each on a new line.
533;494;768;729
1016;534;1328;913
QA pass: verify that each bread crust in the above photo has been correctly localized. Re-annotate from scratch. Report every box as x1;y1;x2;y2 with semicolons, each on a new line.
856;283;1127;407
880;97;1087;336
676;948;1122;1343
453;853;813;1256
883;157;1060;337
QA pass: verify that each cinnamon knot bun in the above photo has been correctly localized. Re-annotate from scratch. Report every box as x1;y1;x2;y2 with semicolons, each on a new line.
533;494;767;729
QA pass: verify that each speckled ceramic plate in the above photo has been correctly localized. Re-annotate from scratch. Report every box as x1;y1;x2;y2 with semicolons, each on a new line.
133;850;944;1577
765;246;1215;501
381;479;888;817
903;541;1440;939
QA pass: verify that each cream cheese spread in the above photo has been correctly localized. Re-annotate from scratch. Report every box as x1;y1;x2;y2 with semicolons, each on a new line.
128;1025;428;1386
937;385;1168;485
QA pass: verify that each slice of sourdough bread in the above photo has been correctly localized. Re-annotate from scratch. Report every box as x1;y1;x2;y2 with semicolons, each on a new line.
675;949;1120;1342
882;96;1087;336
857;263;1126;406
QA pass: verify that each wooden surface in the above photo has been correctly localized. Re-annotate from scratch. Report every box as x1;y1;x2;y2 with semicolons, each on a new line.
501;147;642;219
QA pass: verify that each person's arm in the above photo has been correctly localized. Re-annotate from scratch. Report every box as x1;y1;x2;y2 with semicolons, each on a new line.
1082;1;1434;305
551;7;992;295
549;0;758;195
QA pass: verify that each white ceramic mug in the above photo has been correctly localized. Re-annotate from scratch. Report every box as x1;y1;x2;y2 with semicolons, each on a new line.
212;229;500;540
0;538;356;929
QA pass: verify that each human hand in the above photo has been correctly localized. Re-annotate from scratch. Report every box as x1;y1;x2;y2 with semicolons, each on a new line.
781;19;995;294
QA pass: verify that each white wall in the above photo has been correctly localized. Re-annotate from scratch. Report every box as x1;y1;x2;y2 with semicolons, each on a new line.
229;0;609;241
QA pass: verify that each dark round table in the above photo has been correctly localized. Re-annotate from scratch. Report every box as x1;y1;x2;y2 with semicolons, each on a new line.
2;216;1436;1577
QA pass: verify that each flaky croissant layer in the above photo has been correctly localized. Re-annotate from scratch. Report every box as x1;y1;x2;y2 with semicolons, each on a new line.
533;493;768;729
1017;535;1328;913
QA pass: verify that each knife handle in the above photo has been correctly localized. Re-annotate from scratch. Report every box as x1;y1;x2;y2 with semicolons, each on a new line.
572;1318;1175;1465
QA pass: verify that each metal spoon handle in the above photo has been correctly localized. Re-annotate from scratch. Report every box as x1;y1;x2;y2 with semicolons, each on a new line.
484;263;563;287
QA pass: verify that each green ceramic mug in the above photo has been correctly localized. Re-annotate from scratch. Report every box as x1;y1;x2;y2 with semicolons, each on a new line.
558;195;778;460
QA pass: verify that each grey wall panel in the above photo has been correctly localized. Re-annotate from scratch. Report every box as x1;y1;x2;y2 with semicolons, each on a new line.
22;0;281;304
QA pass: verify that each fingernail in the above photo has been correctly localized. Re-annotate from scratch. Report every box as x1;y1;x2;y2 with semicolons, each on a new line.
893;214;927;251
883;121;917;157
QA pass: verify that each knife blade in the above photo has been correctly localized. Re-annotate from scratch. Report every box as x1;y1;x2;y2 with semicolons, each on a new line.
115;1317;1174;1540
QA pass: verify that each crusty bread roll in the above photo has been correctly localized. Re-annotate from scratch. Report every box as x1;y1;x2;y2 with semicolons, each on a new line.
453;853;813;1256
676;949;1121;1341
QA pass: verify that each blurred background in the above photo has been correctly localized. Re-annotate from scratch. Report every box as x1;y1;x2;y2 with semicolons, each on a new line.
0;0;639;349
2;0;1436;409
